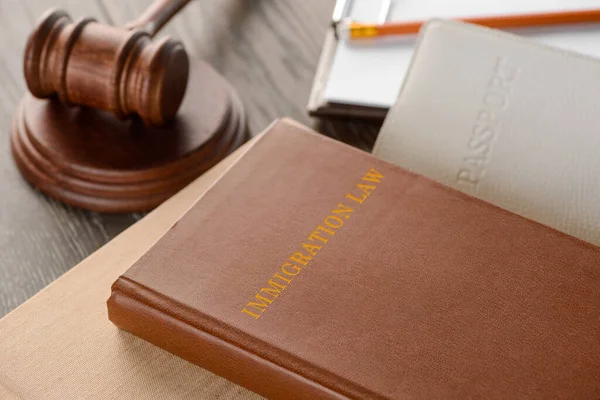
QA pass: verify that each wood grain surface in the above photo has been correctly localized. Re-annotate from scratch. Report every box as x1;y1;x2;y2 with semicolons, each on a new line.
0;0;381;317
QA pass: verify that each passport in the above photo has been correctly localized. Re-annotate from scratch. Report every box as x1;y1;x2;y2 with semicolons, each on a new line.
374;19;600;247
109;119;600;399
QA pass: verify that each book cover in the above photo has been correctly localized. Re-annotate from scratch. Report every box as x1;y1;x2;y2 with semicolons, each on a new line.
373;19;600;247
109;119;600;399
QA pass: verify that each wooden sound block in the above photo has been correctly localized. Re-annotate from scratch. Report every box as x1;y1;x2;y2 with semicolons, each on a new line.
11;59;248;213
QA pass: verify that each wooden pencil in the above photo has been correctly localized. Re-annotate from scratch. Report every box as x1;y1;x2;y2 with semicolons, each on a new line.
347;8;600;40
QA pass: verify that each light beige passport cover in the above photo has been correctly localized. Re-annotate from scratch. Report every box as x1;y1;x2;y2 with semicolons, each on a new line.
373;20;600;246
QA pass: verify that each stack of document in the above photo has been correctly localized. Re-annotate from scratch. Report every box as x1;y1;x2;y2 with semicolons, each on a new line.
309;0;600;118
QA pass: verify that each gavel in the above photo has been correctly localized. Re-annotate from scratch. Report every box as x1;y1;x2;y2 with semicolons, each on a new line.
24;0;193;125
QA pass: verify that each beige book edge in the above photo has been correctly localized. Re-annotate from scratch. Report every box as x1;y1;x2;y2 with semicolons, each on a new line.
0;137;264;400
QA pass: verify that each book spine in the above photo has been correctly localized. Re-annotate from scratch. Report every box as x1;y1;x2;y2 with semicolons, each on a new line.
107;279;350;400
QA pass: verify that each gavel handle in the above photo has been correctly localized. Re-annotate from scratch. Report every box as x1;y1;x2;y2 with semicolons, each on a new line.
125;0;193;37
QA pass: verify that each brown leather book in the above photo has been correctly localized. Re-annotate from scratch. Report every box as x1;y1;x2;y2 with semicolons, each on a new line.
108;119;600;400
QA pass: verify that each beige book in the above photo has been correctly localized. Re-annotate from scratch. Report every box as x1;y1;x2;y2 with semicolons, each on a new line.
0;139;262;400
373;20;600;246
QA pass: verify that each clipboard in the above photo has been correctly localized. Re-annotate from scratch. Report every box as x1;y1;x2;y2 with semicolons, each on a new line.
307;0;390;120
308;0;600;120
307;25;389;120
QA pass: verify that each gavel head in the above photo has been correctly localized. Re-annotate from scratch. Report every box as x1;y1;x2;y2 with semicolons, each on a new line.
24;9;189;126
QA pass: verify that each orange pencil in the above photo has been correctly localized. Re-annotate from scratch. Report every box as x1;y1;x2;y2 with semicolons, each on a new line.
345;8;600;40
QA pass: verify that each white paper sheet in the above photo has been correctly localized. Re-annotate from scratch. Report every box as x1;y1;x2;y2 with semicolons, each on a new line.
323;0;600;108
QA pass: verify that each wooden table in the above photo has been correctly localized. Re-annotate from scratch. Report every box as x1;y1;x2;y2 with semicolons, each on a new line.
0;0;380;317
